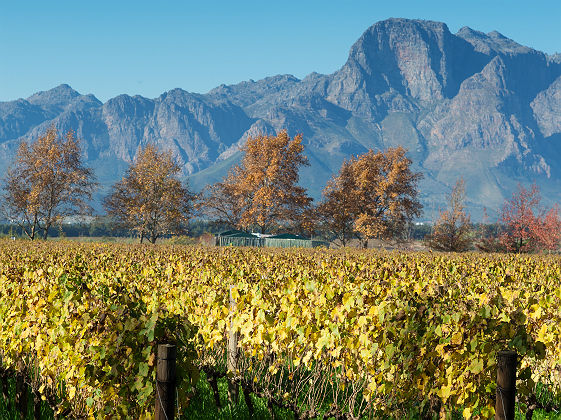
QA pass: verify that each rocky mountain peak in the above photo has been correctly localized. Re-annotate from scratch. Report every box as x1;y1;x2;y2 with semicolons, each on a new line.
326;18;491;119
27;84;101;115
345;18;456;101
457;27;533;56
27;83;79;104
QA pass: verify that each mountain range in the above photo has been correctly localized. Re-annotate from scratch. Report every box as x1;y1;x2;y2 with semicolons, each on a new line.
2;18;561;221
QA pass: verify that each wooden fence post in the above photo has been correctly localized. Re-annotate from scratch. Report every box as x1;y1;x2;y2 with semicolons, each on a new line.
155;344;176;420
495;350;517;420
15;373;27;418
227;286;239;405
0;369;11;412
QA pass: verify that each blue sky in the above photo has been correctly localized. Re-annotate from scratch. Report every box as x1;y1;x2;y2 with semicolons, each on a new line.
1;0;559;102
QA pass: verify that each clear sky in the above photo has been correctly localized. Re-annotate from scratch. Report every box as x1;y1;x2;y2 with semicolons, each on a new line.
1;0;559;103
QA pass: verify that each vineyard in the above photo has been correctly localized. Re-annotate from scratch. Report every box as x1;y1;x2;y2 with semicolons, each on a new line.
0;241;561;419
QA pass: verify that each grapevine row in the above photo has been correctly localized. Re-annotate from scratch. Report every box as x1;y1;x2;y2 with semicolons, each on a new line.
0;241;560;418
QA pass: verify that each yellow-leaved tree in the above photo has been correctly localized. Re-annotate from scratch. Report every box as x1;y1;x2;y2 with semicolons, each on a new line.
104;144;194;243
319;147;422;247
2;127;96;240
202;130;313;234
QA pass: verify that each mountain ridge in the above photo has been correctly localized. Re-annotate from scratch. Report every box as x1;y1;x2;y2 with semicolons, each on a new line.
1;18;560;220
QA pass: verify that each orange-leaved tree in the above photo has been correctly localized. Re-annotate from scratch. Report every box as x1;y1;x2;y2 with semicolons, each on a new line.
319;147;422;248
2;127;96;240
202;130;313;234
499;183;561;253
535;204;561;251
104;144;194;243
424;178;472;252
317;160;358;246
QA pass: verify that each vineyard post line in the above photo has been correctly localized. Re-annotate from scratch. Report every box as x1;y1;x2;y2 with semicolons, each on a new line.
495;350;517;420
155;344;176;420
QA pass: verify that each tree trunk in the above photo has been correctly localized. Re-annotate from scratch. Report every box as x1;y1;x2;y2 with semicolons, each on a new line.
42;224;50;240
24;224;35;240
23;216;38;240
42;208;53;240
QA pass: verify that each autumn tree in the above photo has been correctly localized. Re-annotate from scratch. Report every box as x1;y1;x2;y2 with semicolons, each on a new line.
474;208;504;252
498;183;561;253
199;174;247;228
424;178;473;252
2;127;96;240
104;144;194;243
535;204;561;252
317;161;358;246
319;147;422;248
201;130;313;234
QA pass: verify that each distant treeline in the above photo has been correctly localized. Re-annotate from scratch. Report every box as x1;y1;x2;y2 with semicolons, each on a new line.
0;218;230;240
0;218;500;243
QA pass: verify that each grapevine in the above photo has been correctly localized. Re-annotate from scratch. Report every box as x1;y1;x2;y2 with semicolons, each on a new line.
0;241;559;418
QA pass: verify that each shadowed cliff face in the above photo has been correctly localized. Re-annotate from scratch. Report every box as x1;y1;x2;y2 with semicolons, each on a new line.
1;18;560;219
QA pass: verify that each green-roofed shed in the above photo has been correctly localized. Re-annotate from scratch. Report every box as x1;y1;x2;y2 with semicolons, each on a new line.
215;230;262;247
215;230;328;248
217;229;248;237
268;233;307;240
